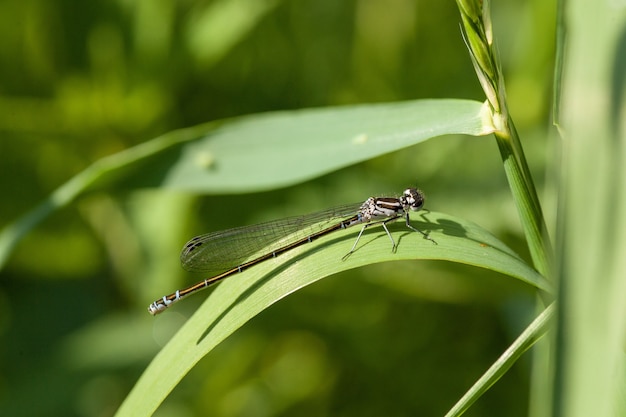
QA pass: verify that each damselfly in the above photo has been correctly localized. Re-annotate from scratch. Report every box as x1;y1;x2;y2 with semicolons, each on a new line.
148;187;435;315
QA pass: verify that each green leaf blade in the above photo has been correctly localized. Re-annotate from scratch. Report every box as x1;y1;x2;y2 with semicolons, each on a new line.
162;99;492;192
445;303;555;417
0;98;490;270
116;210;548;417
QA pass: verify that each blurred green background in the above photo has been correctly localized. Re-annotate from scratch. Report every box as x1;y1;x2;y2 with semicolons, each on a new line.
0;0;555;416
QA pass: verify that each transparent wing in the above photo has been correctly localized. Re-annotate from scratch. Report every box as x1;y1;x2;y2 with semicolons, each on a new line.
180;203;363;274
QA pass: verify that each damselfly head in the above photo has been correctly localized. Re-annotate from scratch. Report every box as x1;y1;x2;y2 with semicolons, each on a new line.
402;188;425;211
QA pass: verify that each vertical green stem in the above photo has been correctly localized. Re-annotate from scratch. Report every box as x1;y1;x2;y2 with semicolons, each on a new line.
456;0;553;280
494;116;553;278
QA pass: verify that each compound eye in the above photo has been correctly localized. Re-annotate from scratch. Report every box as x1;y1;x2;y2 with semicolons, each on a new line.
404;188;425;210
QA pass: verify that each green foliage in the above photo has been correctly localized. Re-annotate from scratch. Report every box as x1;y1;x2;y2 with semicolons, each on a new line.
117;210;549;417
552;1;626;416
1;1;622;417
0;98;488;269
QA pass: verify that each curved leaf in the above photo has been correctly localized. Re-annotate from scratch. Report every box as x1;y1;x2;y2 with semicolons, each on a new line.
115;210;549;417
0;98;491;269
160;99;492;192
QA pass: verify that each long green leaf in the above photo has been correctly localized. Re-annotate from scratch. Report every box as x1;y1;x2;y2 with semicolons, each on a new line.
445;303;555;417
0;99;491;270
554;0;626;415
115;210;549;417
159;99;492;192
